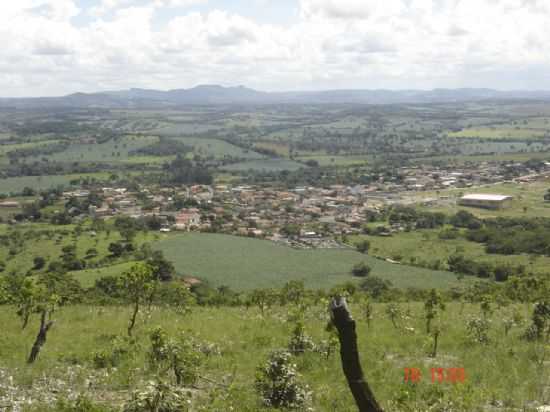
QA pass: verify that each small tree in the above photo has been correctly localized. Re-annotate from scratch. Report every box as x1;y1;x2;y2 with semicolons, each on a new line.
255;350;311;409
360;295;373;328
424;289;445;334
26;272;81;363
351;262;371;277
119;263;156;336
33;256;46;271
249;289;278;315
356;239;371;254
280;280;305;306
385;303;401;329
523;301;550;341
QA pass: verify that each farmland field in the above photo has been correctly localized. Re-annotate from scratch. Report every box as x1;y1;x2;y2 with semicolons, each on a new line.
448;127;549;139
349;229;550;276
171;137;264;159
153;233;464;290
25;135;158;163
221;159;306;172
0;173;111;194
414;180;550;218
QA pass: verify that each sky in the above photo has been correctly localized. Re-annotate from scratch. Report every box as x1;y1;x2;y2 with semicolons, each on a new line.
2;0;550;97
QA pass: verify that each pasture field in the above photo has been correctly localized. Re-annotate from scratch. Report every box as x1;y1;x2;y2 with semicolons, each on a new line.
413;180;550;219
171;137;264;159
348;229;550;275
252;142;291;157
68;261;139;287
25;135;158;163
296;154;370;166
0;173;112;194
151;122;224;135
153;233;464;290
448;127;548;139
0;302;546;411
0;140;62;156
411;150;550;164
0;223;155;278
221;159;305;172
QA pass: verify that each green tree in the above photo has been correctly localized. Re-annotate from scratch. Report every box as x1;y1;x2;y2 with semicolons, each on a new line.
356;239;371;254
118;263;156;336
351;262;371;277
424;289;445;334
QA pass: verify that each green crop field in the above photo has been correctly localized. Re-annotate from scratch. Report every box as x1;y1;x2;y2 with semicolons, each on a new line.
25;135;158;163
296;154;370;166
0;140;62;156
0;173;111;194
448;127;548;139
171;137;264;159
153;233;464;290
221;159;306;172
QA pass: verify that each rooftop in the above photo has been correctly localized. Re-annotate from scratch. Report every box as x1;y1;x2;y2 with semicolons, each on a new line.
460;194;512;201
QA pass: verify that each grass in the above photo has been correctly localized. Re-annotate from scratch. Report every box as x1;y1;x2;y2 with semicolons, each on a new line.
349;229;550;275
0;223;155;278
69;261;138;287
221;159;306;172
0;173;112;194
152;233;464;290
413;180;550;219
296;154;370;167
25;135;158;163
448;127;548;139
171;137;264;160
0;140;62;156
0;302;545;411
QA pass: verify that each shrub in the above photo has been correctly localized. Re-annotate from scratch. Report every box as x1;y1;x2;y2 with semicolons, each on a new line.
255;350;311;409
123;381;191;412
466;317;491;344
355;239;371;254
148;327;203;385
45;396;116;412
351;262;371;277
523;301;550;341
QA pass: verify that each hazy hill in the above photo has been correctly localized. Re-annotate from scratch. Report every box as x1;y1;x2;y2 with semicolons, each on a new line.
2;85;550;108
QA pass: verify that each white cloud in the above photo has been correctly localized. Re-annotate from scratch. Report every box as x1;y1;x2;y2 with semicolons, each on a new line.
1;0;550;96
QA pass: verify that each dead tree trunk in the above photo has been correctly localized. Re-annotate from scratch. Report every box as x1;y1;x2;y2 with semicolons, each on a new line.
430;330;440;358
330;297;384;412
27;310;54;364
128;299;139;337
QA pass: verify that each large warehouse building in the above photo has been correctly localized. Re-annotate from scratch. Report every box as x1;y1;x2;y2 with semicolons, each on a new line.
458;194;513;209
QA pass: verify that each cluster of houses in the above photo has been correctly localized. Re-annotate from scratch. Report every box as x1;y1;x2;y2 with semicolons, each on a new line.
2;157;549;247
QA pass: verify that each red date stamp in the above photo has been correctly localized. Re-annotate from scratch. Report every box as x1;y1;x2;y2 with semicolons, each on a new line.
404;367;466;383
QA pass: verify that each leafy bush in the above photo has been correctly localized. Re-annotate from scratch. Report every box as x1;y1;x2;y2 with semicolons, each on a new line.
255;350;311;409
92;336;131;369
522;301;550;341
123;381;191;412
351;261;371;277
148;327;203;385
466;317;491;344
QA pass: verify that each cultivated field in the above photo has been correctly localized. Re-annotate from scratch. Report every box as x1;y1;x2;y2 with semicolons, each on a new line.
153;233;464;290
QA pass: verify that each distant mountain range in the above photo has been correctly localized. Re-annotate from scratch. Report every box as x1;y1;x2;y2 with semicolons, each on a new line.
2;85;550;108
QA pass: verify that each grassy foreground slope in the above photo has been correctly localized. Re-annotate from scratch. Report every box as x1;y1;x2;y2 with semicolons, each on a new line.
0;303;544;411
153;233;463;290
